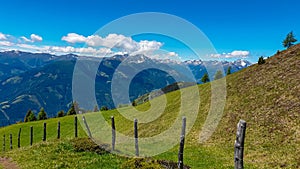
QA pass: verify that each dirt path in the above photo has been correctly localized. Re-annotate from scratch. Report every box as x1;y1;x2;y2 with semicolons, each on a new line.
0;157;20;169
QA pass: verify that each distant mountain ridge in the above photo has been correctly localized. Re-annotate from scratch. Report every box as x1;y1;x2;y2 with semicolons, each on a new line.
0;50;251;126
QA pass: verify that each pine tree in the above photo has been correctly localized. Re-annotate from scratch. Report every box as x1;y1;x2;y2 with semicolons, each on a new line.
100;106;109;111
201;73;210;83
226;66;232;75
132;100;137;107
24;109;36;122
214;70;223;80
57;110;65;117
93;105;99;112
283;31;297;48
67;102;78;115
37;107;47;120
28;113;37;122
24;109;31;122
258;56;266;65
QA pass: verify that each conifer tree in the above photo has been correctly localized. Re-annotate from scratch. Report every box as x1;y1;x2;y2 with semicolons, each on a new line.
24;109;36;122
226;66;232;75
37;107;47;120
283;31;297;48
201;73;210;83
214;70;223;80
57;110;65;117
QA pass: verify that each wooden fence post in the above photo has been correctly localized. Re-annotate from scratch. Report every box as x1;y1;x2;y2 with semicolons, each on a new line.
234;119;247;169
57;121;61;139
82;116;92;138
43;122;46;141
111;116;116;151
134;119;139;157
9;134;12;150
3;134;5;152
74;116;78;138
30;126;33;146
18;128;21;148
178;117;186;169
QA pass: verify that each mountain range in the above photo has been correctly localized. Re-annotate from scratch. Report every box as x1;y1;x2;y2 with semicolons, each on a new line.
0;50;251;126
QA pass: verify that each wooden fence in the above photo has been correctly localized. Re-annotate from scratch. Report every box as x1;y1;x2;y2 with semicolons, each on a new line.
2;116;246;169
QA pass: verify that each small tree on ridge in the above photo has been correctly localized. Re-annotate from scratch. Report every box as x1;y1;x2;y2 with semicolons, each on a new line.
201;73;210;83
283;31;297;49
214;70;224;80
37;107;47;120
24;109;36;122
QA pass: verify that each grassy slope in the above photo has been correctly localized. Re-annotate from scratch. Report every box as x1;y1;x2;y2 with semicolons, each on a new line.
214;45;300;168
0;45;299;168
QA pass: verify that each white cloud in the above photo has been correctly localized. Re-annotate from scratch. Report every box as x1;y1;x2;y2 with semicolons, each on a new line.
0;41;13;46
13;43;112;57
61;33;86;43
0;33;7;40
167;52;179;57
20;36;32;42
61;33;163;55
0;32;173;59
30;34;43;42
211;50;250;58
49;46;112;56
230;50;249;57
19;34;43;43
87;34;129;48
62;33;129;48
17;44;49;51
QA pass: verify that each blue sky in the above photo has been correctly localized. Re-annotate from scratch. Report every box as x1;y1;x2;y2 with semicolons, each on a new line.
0;0;299;62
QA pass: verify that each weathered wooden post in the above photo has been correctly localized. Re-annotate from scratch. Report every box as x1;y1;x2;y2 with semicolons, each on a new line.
30;126;33;146
18;128;21;148
74;116;78;138
178;117;186;169
82;116;92;138
134;119;139;157
57;121;61;139
9;134;12;150
3;134;5;152
234;119;247;169
43;122;46;141
111;116;116;151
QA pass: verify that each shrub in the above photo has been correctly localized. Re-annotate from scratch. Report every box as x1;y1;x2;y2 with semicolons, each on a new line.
201;73;210;83
93;105;99;112
100;106;109;111
276;50;281;55
214;70;223;80
71;138;109;155
283;31;297;49
226;66;232;75
24;109;36;122
132;101;137;107
67;102;78;115
57;110;65;117
258;56;266;65
37;107;48;120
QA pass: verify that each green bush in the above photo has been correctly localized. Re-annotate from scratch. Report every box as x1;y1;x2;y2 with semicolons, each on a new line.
100;106;109;111
37;107;47;120
226;66;232;75
258;56;266;65
214;70;224;80
57;110;65;117
201;73;210;83
24;109;36;122
283;31;297;48
67;102;78;115
71;138;109;155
